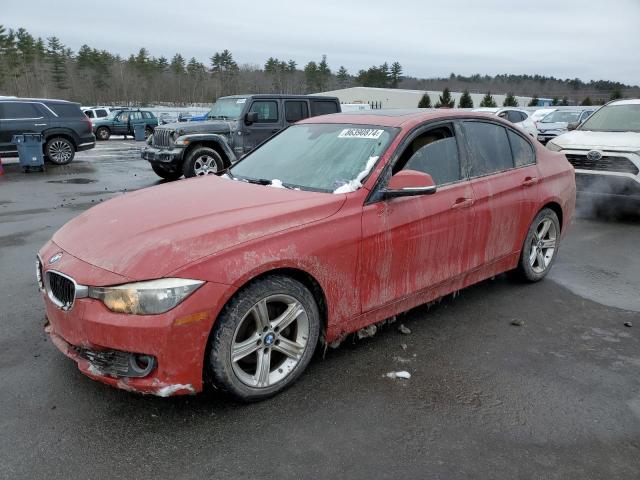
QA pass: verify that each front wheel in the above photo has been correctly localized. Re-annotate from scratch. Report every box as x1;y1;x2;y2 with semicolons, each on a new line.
514;208;561;282
208;275;320;401
151;163;182;181
45;137;75;165
183;147;224;178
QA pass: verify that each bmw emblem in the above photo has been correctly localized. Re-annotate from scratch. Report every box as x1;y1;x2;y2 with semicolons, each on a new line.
264;333;275;346
49;252;63;264
586;150;603;161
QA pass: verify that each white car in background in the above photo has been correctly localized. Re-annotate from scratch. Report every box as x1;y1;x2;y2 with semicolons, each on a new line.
536;109;594;144
529;108;557;124
472;107;538;138
547;99;640;205
82;106;114;120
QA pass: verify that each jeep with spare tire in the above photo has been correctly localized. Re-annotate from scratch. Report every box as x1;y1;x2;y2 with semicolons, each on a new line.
141;94;341;180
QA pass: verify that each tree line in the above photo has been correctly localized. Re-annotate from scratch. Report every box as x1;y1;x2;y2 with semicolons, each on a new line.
0;24;637;106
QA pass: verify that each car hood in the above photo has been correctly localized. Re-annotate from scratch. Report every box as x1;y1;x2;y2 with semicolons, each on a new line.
159;119;237;135
538;122;568;132
52;177;345;281
552;130;640;151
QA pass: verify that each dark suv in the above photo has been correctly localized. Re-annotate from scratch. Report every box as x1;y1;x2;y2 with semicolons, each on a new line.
0;98;95;164
93;109;158;140
142;94;341;179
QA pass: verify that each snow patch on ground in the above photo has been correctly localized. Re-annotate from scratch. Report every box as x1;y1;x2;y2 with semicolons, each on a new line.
333;156;379;194
154;384;195;397
386;371;411;379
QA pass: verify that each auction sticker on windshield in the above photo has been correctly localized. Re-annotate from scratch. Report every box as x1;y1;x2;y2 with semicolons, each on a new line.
338;128;385;139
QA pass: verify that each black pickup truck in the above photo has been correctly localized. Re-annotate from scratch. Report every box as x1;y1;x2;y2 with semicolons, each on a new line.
141;94;341;180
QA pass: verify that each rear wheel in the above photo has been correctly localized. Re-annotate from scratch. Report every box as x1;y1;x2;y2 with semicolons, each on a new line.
514;208;560;282
151;163;182;181
45;137;75;165
96;127;111;141
183;147;224;178
208;275;320;401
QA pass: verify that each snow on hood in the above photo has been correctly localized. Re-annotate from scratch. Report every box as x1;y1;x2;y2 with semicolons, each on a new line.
53;177;345;280
553;130;640;151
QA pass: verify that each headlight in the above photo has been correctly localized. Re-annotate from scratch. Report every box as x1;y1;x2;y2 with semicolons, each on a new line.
546;141;562;152
174;136;190;146
88;278;204;315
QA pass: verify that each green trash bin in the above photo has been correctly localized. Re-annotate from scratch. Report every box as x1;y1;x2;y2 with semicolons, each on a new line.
12;134;45;172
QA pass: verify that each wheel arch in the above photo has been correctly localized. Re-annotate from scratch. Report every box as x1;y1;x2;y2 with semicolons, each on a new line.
183;136;236;169
44;131;78;151
540;201;564;231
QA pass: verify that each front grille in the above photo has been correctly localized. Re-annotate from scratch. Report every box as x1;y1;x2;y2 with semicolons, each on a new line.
566;154;639;175
46;271;75;309
152;129;173;147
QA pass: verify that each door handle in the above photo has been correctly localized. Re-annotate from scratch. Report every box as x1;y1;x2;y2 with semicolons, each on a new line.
522;176;538;187
451;198;474;209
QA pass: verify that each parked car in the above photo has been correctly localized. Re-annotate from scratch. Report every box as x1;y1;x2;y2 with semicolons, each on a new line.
82;106;113;120
93;109;158;140
472;107;538;137
39;109;575;401
547;99;640;204
142;94;341;180
185;111;209;122
0;97;95;164
536;109;594;144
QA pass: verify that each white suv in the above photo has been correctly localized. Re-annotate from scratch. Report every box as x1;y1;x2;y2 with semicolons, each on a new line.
547;99;640;204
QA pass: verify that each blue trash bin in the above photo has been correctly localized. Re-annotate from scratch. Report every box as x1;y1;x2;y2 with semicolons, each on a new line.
133;124;146;141
11;134;45;172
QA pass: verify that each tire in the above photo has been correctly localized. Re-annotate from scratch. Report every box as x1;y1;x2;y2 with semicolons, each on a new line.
145;126;153;138
96;127;111;141
45;137;75;165
208;275;320;402
183;147;224;178
513;208;561;282
151;163;182;181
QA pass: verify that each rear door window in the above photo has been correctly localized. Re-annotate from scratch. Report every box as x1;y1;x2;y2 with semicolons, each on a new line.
49;103;83;117
95;109;108;117
507;130;535;167
249;101;279;123
0;102;41;119
285;101;309;123
464;121;514;177
84;110;95;118
310;101;339;116
506;110;523;123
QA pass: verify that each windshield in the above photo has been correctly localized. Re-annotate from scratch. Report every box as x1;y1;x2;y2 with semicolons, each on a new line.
580;104;640;132
230;123;397;192
207;97;247;120
541;111;581;123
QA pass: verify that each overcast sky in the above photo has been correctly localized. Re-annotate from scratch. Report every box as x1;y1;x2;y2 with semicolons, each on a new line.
3;0;639;85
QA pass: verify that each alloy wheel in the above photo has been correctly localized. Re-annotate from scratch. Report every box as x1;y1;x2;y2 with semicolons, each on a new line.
48;140;73;164
529;217;558;274
193;155;220;175
231;294;310;388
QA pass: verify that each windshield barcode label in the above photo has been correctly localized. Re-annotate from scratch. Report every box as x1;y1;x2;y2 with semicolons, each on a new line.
338;128;384;139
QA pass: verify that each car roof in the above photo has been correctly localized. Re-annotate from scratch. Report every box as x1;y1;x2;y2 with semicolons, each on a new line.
222;94;339;101
299;109;514;128
609;99;640;106
0;97;76;104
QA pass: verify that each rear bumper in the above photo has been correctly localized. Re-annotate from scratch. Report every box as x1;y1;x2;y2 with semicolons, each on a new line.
141;145;185;165
77;136;96;152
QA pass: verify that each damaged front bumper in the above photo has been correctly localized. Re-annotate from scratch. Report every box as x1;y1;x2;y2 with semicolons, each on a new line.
141;145;185;165
39;241;230;397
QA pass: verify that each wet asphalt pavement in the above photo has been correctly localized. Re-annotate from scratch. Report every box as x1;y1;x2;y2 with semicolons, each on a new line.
1;140;639;479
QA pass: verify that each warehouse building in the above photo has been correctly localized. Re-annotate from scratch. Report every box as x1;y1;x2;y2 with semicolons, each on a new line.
316;86;533;109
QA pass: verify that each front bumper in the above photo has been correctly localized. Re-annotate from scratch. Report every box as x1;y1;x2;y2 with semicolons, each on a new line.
141;145;185;165
39;242;230;396
575;171;640;200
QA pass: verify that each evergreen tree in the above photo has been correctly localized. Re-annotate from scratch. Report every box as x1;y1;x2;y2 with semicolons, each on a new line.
503;92;518;107
581;96;593;106
528;95;539;107
390;62;402;88
560;96;569;106
336;66;349;88
418;93;432;108
317;55;331;91
46;36;68;90
551;97;559;106
304;61;318;92
479;92;497;108
609;89;623;101
435;87;455;108
170;53;185;74
458;90;474;108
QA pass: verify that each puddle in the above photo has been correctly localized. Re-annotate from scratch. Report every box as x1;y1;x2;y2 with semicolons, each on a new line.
47;178;97;184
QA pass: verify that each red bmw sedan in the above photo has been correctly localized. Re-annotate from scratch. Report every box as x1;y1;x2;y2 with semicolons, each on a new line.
38;110;575;401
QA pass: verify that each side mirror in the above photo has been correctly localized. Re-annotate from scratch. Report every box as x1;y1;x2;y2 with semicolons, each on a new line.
245;112;258;125
567;122;579;131
384;170;437;199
